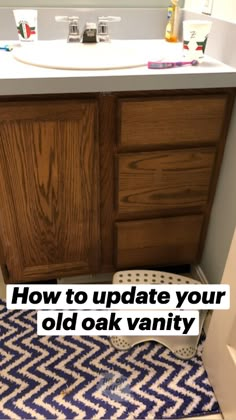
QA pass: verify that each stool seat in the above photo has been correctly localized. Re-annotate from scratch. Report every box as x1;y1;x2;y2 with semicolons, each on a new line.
110;270;207;359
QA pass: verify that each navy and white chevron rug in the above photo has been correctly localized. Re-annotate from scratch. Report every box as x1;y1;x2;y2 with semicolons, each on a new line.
0;299;220;419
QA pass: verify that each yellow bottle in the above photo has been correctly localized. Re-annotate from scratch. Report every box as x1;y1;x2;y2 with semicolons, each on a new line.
165;0;180;43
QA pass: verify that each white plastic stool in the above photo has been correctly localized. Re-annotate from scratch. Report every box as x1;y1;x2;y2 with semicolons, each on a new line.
110;270;207;359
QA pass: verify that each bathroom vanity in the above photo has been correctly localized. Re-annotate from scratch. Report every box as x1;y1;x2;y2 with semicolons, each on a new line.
0;7;236;283
0;88;234;283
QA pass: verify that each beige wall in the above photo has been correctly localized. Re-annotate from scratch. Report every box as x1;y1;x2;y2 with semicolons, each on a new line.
184;0;236;22
0;1;184;8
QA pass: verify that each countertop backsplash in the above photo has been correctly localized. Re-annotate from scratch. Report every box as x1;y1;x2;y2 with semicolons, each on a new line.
0;7;169;41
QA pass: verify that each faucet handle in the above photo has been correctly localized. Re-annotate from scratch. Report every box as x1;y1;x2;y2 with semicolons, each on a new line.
55;16;79;23
97;16;121;42
98;16;121;23
55;16;80;42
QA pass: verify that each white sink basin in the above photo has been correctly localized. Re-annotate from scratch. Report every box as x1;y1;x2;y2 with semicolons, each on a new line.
12;39;164;70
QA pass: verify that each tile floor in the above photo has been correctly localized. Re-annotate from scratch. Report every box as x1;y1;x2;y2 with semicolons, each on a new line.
0;270;222;420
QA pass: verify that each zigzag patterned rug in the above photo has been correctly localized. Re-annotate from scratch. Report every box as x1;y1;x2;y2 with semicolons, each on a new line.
0;299;220;419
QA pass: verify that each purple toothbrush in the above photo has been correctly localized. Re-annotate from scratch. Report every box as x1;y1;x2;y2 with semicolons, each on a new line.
148;60;199;69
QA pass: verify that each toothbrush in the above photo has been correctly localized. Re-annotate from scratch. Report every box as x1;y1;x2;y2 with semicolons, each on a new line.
0;45;13;52
148;60;199;69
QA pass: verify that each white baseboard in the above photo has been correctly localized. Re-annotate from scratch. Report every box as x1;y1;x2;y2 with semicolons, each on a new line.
203;310;213;334
191;264;208;284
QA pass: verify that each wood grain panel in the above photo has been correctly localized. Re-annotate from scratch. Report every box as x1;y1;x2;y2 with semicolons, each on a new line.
116;148;215;216
115;215;204;268
99;94;116;271
0;99;95;121
119;95;227;149
0;99;100;282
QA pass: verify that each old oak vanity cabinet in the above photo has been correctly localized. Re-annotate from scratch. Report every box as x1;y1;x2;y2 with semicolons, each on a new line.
0;98;100;282
0;90;234;283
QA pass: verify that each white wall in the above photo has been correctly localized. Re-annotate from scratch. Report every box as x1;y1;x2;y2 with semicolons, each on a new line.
184;0;202;13
185;0;236;22
212;0;236;21
184;2;236;283
200;103;236;283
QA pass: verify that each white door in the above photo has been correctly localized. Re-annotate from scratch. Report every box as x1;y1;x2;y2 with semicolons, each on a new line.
202;226;236;419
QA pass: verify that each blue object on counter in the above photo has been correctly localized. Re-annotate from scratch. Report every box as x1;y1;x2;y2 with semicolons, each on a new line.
0;45;13;52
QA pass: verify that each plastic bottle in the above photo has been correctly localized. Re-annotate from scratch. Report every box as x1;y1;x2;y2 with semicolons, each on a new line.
165;0;180;43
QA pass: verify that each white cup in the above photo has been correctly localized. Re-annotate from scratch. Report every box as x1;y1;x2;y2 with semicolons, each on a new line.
183;20;212;61
13;9;38;42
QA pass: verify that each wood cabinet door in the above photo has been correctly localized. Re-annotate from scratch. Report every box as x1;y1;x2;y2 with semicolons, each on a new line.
0;99;100;282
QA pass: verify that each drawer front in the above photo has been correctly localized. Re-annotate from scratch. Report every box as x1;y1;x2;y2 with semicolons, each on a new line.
119;95;227;149
116;148;215;216
115;214;204;268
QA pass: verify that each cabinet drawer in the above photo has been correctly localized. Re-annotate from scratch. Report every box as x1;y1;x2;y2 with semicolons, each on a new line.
118;95;227;149
116;148;215;216
115;214;203;268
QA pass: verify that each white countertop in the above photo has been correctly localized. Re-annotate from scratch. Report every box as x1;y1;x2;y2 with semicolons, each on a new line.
0;39;236;96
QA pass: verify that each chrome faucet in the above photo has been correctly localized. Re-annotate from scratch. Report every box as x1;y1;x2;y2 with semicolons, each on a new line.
97;16;121;42
55;16;80;42
55;15;121;43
